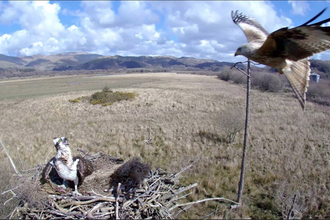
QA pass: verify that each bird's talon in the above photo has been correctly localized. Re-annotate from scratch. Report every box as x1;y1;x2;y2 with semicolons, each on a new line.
72;191;82;196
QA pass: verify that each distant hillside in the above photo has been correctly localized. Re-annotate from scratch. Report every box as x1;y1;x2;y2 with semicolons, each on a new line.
0;52;102;71
54;55;235;71
0;54;26;66
0;53;226;72
0;52;330;78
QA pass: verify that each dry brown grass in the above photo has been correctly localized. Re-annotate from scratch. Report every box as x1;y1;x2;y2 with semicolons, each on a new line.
0;73;330;219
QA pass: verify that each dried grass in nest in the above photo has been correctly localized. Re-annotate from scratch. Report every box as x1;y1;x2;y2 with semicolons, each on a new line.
3;151;239;219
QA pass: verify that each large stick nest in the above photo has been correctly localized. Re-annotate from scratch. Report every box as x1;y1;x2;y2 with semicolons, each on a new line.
4;151;214;219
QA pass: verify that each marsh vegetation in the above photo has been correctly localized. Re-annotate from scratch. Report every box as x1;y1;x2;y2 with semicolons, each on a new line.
0;72;329;219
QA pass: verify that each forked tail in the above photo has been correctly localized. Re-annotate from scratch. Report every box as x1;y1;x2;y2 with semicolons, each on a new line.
282;58;310;110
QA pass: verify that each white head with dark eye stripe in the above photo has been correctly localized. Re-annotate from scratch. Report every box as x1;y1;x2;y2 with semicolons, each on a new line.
53;137;69;151
234;42;261;57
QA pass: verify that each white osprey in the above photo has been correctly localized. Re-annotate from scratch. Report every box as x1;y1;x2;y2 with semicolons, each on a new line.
46;137;93;196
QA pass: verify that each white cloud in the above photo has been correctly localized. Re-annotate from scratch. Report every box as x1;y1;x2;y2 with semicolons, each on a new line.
0;1;295;62
79;1;115;28
116;2;159;28
0;1;65;55
149;1;292;61
288;1;310;16
313;51;330;60
0;6;18;24
15;1;64;37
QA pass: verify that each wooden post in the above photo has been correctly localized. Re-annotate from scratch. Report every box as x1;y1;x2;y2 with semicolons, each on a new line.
236;60;251;205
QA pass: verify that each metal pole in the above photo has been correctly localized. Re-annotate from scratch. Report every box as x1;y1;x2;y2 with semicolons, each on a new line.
237;60;251;205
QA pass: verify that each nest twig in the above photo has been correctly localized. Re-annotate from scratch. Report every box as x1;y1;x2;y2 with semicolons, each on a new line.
4;152;238;219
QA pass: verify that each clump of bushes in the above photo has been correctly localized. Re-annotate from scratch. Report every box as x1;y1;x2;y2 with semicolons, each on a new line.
307;81;330;106
218;65;330;106
217;67;231;82
69;98;80;103
217;66;245;84
90;86;137;106
252;73;282;93
220;107;245;143
70;86;137;106
218;67;283;93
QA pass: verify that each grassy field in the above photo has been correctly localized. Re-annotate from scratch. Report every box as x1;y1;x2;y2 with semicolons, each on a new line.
0;72;330;219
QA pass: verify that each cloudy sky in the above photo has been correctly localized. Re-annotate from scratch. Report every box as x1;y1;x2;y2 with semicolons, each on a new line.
0;1;330;62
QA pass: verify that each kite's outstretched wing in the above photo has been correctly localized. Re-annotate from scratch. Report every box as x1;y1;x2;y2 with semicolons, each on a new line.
231;10;269;42
232;8;330;110
258;8;330;61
